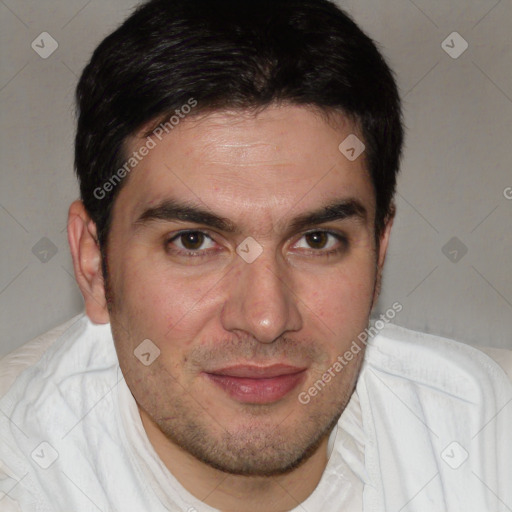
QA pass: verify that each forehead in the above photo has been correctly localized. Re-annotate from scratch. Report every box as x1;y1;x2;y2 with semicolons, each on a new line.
115;105;374;232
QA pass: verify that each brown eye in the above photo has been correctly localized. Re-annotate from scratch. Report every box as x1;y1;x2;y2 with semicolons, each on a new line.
305;231;329;250
293;230;348;256
180;232;205;250
166;230;217;256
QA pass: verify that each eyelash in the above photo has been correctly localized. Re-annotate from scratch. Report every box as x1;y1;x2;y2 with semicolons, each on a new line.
165;230;348;259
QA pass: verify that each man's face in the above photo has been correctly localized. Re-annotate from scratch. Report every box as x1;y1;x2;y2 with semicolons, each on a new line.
104;105;386;476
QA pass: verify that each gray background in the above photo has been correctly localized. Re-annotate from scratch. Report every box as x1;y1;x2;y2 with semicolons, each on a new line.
0;0;511;356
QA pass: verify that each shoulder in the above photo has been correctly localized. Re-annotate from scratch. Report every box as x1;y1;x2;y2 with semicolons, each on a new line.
0;314;120;511
0;314;86;398
477;345;512;383
364;322;512;390
359;322;512;430
358;323;512;510
0;313;115;400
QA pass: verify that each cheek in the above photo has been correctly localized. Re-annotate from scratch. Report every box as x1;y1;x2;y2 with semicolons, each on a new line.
302;261;376;331
114;257;220;342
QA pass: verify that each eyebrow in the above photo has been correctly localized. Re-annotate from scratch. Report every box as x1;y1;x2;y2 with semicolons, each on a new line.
133;197;368;234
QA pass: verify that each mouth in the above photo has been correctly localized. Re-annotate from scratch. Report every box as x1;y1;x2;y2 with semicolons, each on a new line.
204;364;307;404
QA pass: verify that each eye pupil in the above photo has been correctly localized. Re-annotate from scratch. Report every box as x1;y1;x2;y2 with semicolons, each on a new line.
182;232;204;250
306;232;328;249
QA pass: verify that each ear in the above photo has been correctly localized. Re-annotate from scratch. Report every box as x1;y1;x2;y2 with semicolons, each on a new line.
67;200;110;324
372;205;395;306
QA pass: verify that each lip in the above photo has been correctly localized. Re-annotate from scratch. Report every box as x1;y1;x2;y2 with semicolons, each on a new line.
204;364;307;404
208;364;306;378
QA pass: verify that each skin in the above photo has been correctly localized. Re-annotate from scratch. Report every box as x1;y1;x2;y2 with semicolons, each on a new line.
68;104;393;512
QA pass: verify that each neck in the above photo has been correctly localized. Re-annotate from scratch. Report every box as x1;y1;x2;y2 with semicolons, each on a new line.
139;406;330;512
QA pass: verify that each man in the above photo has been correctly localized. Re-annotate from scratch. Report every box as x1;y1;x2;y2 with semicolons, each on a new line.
0;1;510;511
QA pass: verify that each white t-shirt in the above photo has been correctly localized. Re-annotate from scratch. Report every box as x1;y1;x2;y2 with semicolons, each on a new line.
0;314;510;511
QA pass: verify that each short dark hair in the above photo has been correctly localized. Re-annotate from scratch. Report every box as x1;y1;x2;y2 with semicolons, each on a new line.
75;0;403;260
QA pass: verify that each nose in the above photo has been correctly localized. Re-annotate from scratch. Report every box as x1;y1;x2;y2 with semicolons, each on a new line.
220;250;303;344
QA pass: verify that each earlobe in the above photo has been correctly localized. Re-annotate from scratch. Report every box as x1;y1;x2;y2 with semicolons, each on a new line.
67;200;110;324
